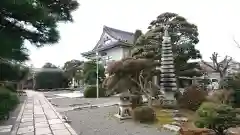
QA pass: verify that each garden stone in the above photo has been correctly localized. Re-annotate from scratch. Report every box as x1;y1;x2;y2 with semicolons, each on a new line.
172;110;179;113
173;117;188;122
162;124;181;132
161;99;177;109
161;109;179;114
171;121;181;126
227;127;240;135
172;112;182;117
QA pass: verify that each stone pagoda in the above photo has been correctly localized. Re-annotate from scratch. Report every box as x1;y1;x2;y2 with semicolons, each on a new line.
160;27;178;101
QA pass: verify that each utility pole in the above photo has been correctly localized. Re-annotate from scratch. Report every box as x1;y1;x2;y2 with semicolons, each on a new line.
96;51;99;98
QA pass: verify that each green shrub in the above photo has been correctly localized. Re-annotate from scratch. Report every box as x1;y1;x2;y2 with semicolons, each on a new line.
195;102;240;135
132;106;156;123
0;87;19;120
4;84;17;92
233;89;240;107
178;85;207;111
224;74;240;90
84;85;106;98
9;93;20;108
223;74;240;106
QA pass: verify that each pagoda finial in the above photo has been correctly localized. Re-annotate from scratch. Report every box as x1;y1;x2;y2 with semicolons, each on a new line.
164;25;169;37
162;25;171;43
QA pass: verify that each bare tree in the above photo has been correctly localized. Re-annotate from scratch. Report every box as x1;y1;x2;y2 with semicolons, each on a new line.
130;70;158;107
202;52;232;88
233;36;240;48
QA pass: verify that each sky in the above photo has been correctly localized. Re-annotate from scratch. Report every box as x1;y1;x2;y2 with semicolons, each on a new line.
25;0;240;68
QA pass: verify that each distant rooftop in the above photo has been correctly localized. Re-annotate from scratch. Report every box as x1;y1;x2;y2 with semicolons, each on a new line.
103;25;134;44
31;68;63;73
82;26;134;56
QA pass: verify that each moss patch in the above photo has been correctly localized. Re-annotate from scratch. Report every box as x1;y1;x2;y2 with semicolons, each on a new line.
153;108;198;129
153;108;174;125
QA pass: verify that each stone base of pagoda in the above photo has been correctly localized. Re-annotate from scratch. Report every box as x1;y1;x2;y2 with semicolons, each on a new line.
159;91;177;108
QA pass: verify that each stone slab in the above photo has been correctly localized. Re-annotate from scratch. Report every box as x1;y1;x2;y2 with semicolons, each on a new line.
48;119;63;125
52;129;71;135
12;90;78;135
35;117;47;123
35;127;52;135
17;126;34;134
50;124;66;130
173;117;188;122
19;122;34;128
35;122;50;128
0;125;12;133
162;124;180;132
21;118;33;123
22;115;33;119
19;132;34;135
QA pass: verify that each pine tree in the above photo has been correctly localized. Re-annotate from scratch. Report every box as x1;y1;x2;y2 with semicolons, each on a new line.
0;0;79;61
132;12;202;78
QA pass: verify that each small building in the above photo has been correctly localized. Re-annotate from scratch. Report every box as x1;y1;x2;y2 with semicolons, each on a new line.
200;60;240;81
200;62;221;81
227;60;240;75
81;26;134;66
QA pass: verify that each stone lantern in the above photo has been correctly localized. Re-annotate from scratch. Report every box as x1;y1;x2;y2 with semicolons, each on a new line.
114;93;132;120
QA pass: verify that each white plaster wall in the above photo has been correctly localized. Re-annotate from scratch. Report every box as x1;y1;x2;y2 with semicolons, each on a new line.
105;47;124;61
228;63;240;73
122;47;131;58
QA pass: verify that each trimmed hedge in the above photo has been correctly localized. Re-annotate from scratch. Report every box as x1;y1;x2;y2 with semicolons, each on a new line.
84;85;106;98
4;83;17;92
0;87;19;120
132;106;156;123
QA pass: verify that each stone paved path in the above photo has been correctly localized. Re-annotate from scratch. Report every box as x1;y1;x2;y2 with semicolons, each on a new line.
11;90;77;135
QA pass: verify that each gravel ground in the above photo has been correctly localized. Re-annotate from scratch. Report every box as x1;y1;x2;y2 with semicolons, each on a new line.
44;91;174;135
43;90;74;98
49;97;119;107
66;106;174;135
44;91;119;108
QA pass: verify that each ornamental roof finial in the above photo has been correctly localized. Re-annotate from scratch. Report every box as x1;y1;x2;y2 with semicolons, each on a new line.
164;25;169;37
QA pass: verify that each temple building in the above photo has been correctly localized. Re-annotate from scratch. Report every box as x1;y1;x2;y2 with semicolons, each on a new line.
81;26;134;66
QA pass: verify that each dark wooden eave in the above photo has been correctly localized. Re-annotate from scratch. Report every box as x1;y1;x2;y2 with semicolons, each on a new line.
81;41;132;56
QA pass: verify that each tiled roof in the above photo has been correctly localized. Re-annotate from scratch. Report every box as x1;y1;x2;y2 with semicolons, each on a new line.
32;68;63;73
103;26;134;44
199;62;215;72
82;26;134;56
82;41;131;56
